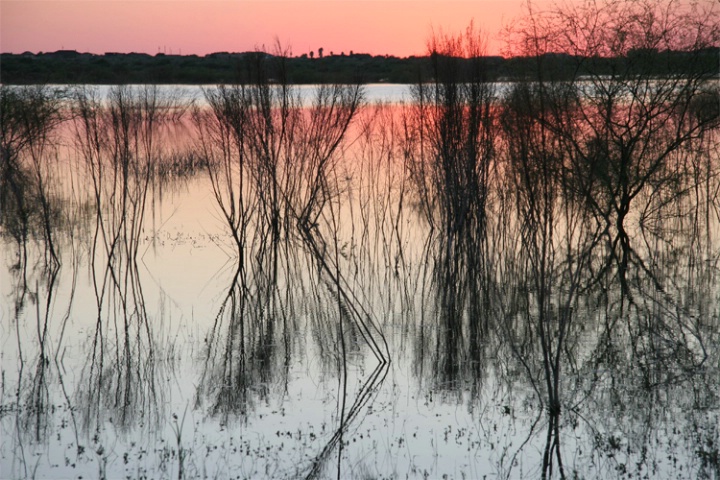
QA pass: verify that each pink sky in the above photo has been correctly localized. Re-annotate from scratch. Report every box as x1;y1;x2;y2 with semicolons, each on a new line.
1;0;550;57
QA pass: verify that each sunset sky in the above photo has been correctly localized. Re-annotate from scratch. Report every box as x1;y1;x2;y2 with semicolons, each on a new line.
1;0;554;57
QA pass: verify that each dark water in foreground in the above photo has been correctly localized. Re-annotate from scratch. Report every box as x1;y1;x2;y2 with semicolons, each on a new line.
1;85;719;479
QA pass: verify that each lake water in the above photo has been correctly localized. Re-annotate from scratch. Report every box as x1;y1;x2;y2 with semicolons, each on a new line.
43;83;415;106
1;83;719;479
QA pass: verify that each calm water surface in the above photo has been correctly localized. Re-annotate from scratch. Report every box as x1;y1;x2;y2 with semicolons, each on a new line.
1;84;719;479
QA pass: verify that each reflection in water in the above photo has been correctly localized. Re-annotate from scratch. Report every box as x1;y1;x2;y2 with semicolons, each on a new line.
69;86;187;442
1;86;66;270
1;86;83;476
304;360;390;479
1;75;718;480
196;246;295;421
192;58;391;478
411;229;492;402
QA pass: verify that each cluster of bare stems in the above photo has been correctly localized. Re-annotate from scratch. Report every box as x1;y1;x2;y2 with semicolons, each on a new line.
487;1;719;477
191;50;392;476
71;85;188;432
389;1;719;478
1;86;69;447
404;22;496;241
193;45;389;366
1;86;65;269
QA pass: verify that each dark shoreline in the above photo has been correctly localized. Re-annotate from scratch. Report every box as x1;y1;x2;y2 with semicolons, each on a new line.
2;48;718;85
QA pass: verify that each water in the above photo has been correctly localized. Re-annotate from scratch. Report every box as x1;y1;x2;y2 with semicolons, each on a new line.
1;83;719;479
42;83;414;106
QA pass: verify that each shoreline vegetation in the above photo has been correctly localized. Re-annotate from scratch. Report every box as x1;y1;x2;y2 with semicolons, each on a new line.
1;47;719;85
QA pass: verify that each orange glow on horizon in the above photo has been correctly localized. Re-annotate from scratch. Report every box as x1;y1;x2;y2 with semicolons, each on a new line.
1;0;554;57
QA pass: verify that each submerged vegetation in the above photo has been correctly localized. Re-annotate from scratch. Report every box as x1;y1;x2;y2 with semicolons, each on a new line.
2;1;720;478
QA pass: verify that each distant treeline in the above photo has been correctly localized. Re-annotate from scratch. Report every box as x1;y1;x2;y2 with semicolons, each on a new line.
1;48;718;84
